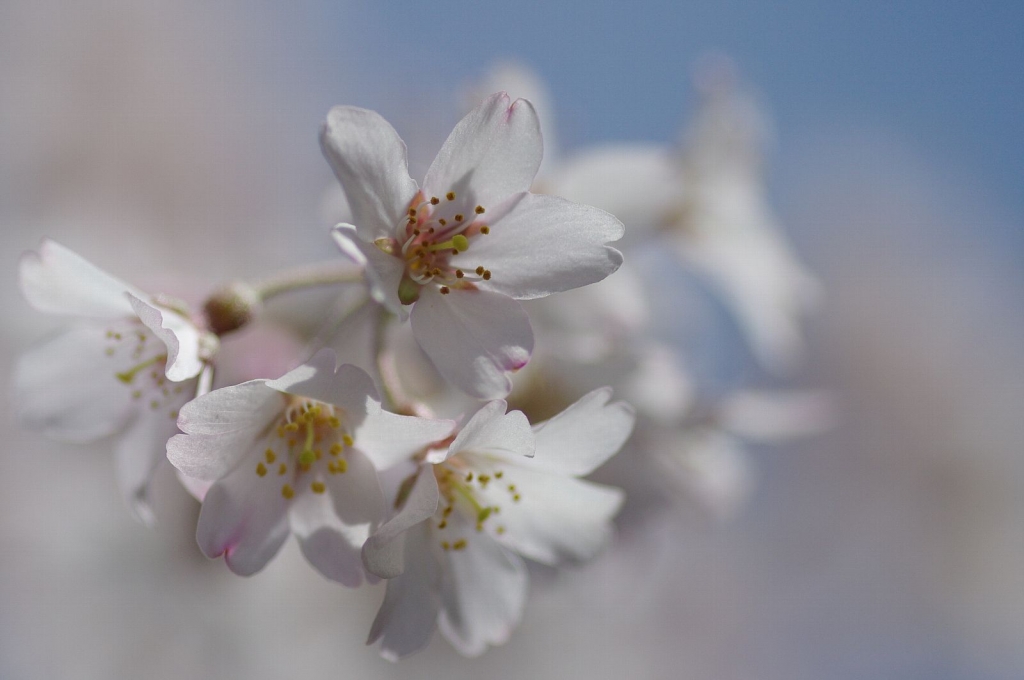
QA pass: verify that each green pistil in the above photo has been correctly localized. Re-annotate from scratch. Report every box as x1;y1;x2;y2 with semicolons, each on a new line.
427;234;469;253
298;419;316;466
115;354;167;384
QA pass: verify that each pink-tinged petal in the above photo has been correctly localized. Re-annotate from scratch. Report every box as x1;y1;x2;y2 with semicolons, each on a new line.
546;144;680;248
355;411;456;471
290;482;373;588
320;106;419;240
332;223;406;316
458;192;624;300
127;294;208;382
266;351;380;427
363;465;439;579
196;445;291;576
423;92;542;210
19;239;144;319
168;380;282;480
176;470;212;502
441;400;533;464
115;390;188;525
526;388;636;476
367;524;441;661
411;286;533;400
476;466;623;566
13;325;134;442
437;515;527;657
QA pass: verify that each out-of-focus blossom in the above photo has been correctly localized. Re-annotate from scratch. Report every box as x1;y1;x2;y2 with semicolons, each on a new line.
167;349;455;582
13;239;218;523
323;92;624;399
363;389;635;659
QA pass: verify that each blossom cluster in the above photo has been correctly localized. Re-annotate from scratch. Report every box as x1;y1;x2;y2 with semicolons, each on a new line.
13;64;826;660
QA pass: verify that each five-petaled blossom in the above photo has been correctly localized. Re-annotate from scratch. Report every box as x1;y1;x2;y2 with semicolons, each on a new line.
14;239;218;524
166;349;456;583
361;388;635;659
322;92;625;399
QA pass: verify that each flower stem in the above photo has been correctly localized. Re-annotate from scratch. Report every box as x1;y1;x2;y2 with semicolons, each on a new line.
253;261;364;302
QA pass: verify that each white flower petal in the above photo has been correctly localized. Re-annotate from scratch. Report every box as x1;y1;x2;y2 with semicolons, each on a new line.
332;223;406;316
526;388;636;476
355;411;456;471
445;400;534;463
367;524;441;661
265;350;380;427
324;447;384;528
411;286;533;400
168;380;282;480
423;92;542;211
320;106;419;240
290;483;372;588
477;466;623;565
362;465;439;579
460;192;624;300
196;446;291;576
546;144;680;248
19;239;143;319
126;294;206;382
437;516;527;657
13;325;134;442
114;395;184;525
719;389;837;442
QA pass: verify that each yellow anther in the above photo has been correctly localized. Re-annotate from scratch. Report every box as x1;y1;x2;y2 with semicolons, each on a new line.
454;214;464;222
513;494;521;502
281;484;295;499
150;400;160;410
507;484;516;492
342;434;354;447
330;443;343;456
430;196;440;205
475;205;485;214
476;266;485;275
478;474;491;486
132;390;142;400
439;218;447;226
446;191;455;201
278;463;287;475
115;354;167;384
480;226;490;234
483;270;492;280
313;448;323;460
284;422;299;432
453;539;467;551
465;472;474;482
329;459;348;474
276;425;285;438
495;471;503;479
256;462;267;477
311;481;326;494
456;269;465;278
105;347;115;356
440;286;450;295
438;520;447;529
441;541;451;550
443;505;453;517
328;416;341;428
169;410;178;420
265;449;276;464
496;526;506;535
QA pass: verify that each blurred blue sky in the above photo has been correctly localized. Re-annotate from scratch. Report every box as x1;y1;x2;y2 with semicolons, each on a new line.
274;0;1024;225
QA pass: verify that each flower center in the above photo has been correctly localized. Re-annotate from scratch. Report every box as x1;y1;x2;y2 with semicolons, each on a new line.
255;397;355;499
430;457;522;551
104;322;190;420
375;190;493;304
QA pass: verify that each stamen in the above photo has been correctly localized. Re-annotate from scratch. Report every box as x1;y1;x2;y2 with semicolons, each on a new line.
440;287;450;295
430;196;440;205
256;462;268;477
265;449;276;463
446;191;455;201
311;481;326;494
480;226;490;234
281;484;295;499
115;354;167;384
475;205;485;214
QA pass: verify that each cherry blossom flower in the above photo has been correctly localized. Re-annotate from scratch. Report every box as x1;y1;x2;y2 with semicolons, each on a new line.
362;389;635;659
322;92;625;399
166;349;456;581
13;239;217;523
